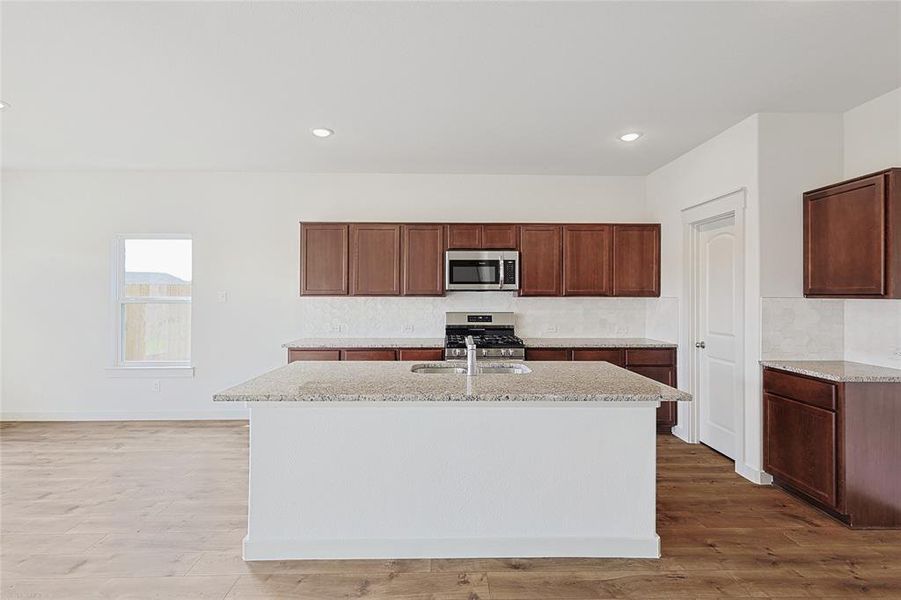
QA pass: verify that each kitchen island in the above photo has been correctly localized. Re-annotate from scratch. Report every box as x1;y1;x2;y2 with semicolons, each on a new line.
214;360;690;561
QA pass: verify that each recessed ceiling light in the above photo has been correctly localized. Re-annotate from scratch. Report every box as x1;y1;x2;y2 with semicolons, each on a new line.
0;101;9;111
619;132;642;142
311;128;334;138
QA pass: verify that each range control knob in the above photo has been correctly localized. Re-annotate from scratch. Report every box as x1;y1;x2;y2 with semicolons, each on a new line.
453;348;462;357
481;348;489;357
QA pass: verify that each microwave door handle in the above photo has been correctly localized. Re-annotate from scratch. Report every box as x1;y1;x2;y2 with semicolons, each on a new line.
498;258;504;289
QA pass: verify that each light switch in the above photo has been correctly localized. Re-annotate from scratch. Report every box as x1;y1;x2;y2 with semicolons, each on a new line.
217;291;229;303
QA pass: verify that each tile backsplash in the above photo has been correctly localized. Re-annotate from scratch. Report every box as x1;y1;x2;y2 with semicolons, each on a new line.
844;300;901;368
761;298;844;360
291;294;650;339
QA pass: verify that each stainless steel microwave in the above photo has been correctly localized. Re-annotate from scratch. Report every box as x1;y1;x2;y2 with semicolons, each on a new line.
445;250;519;291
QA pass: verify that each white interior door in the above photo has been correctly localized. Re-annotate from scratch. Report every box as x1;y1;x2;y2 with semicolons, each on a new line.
697;215;740;459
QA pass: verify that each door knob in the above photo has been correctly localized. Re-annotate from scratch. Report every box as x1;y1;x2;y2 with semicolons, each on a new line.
695;341;706;349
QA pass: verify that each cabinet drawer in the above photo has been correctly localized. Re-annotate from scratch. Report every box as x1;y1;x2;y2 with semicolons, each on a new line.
625;348;674;366
627;366;675;387
341;349;397;361
397;348;445;361
288;349;341;362
763;369;836;411
525;348;571;361
764;393;838;508
572;349;625;366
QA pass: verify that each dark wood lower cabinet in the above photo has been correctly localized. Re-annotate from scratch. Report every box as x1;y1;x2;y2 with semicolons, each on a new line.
764;392;838;507
287;349;341;362
763;367;901;528
397;348;445;361
341;349;397;361
288;348;444;363
525;348;572;361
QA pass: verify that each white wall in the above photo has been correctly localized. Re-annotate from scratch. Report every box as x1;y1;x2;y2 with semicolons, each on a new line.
757;113;843;297
843;87;901;179
0;171;647;420
842;87;901;368
645;114;763;481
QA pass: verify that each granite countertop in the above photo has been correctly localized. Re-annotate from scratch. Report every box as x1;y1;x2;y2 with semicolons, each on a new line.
283;337;445;349
214;361;692;403
520;337;676;348
283;337;676;349
760;360;901;383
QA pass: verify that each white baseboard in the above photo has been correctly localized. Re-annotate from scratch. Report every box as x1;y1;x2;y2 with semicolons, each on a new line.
243;534;661;561
0;409;249;422
735;461;773;485
671;423;691;443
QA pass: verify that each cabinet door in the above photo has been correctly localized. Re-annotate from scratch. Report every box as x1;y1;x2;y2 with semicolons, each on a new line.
613;225;660;297
397;348;445;361
525;348;571;361
446;225;482;249
300;224;348;295
804;174;886;296
482;225;519;249
403;225;444;296
519;225;563;296
350;224;402;295
764;393;838;508
341;349;397;361
572;349;624;366
563;225;613;296
288;349;341;362
628;366;677;430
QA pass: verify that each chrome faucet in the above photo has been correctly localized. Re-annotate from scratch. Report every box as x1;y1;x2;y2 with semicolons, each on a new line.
465;335;478;376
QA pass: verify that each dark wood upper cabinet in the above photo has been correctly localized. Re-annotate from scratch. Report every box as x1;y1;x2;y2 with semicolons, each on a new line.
446;224;482;249
402;224;444;296
301;221;662;297
563;225;613;296
300;223;349;296
519;225;562;296
804;168;901;298
482;225;519;249
447;224;518;249
613;224;660;297
349;224;402;296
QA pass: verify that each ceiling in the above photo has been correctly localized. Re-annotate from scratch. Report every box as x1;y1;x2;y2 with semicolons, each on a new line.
2;1;899;175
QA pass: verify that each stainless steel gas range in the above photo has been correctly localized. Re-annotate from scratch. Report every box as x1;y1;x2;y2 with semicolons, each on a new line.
443;312;526;361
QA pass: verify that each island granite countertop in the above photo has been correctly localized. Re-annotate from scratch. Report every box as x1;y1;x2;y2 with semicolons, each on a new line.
282;337;675;349
760;360;901;383
214;361;692;403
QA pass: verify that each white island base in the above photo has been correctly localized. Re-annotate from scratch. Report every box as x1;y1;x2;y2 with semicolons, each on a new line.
243;401;661;561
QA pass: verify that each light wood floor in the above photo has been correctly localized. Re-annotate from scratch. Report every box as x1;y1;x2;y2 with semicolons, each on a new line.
1;422;900;599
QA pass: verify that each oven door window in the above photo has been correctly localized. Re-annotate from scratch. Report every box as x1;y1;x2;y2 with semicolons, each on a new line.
449;260;500;284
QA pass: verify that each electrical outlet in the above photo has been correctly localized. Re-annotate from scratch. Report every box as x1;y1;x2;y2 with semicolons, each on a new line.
151;380;161;393
891;348;901;360
545;325;559;334
401;324;414;333
329;323;344;333
217;291;229;303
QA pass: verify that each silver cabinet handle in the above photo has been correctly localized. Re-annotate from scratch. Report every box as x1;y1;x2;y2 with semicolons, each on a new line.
695;341;706;349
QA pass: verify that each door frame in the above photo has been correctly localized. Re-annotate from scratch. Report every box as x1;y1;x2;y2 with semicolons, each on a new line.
679;189;747;463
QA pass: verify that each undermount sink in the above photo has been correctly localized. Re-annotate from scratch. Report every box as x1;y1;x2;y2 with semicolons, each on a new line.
410;365;468;374
410;363;532;375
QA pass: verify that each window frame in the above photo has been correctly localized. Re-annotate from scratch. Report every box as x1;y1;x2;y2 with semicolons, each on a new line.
110;234;193;371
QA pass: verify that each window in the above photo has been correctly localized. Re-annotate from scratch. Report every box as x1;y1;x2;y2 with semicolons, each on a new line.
112;236;192;369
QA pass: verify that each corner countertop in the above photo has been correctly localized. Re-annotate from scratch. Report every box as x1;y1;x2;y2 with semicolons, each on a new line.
282;337;676;349
214;361;693;403
760;360;901;383
283;337;444;349
520;337;676;348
